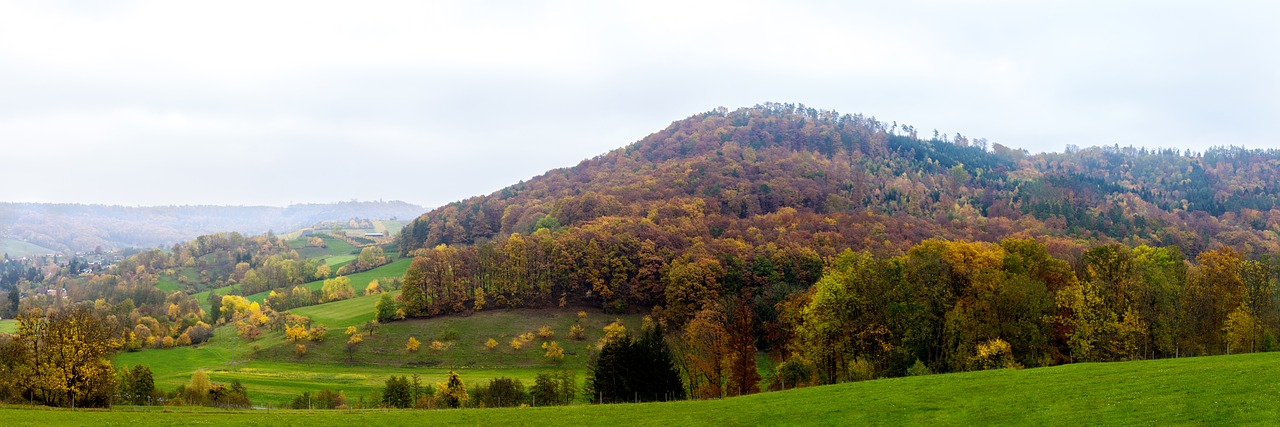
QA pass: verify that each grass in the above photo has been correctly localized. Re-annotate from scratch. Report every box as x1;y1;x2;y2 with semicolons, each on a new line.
242;259;411;306
0;319;15;334
289;291;390;329
113;306;641;407
0;238;56;257
22;351;1280;425
154;275;183;293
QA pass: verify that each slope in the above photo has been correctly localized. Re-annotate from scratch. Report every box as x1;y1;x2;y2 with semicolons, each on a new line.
43;351;1280;425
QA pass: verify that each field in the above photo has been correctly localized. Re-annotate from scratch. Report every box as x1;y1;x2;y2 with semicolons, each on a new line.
19;351;1280;425
241;258;411;306
114;306;643;406
0;319;15;334
0;238;56;257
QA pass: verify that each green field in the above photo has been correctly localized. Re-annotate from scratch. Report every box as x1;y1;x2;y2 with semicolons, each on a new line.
23;351;1280;425
153;275;183;293
0;238;56;257
113;305;641;406
0;319;15;334
242;258;411;306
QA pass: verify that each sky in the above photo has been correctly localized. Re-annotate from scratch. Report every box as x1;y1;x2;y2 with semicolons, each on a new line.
2;1;1278;208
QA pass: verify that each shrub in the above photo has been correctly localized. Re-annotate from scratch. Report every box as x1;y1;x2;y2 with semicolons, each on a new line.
406;336;421;352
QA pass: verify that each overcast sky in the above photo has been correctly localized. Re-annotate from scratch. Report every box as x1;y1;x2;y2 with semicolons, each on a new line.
2;1;1278;208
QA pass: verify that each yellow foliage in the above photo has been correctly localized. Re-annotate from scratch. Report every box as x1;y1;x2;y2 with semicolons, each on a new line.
537;325;555;340
485;338;498;351
542;341;564;360
510;338;523;351
406;336;421;352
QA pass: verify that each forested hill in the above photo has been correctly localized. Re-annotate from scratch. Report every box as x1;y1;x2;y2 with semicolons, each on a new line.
1;201;424;252
400;103;1280;260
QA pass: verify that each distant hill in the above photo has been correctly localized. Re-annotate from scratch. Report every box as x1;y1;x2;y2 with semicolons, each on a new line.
0;201;425;252
402;103;1280;259
392;103;1280;318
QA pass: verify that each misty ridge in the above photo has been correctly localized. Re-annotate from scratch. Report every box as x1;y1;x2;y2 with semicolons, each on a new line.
0;201;425;252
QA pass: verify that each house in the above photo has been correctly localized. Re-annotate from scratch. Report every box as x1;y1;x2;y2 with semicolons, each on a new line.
364;232;385;237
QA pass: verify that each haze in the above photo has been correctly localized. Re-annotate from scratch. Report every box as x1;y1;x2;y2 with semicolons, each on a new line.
2;0;1277;207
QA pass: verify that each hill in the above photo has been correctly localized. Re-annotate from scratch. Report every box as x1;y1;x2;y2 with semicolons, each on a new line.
113;307;645;406
0;200;425;252
390;102;1280;334
35;351;1280;425
403;103;1280;260
0;238;56;258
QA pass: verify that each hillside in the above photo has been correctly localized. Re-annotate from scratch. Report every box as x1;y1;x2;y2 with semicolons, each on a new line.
30;351;1280;425
403;103;1280;259
0;201;425;252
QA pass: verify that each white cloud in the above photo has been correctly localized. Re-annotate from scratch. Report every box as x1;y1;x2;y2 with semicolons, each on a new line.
1;0;1278;206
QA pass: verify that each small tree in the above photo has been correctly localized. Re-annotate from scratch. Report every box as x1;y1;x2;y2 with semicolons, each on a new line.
295;344;308;358
406;336;421;352
346;333;364;361
382;375;412;408
485;337;498;351
542;341;564;361
474;287;487;311
538;325;555;340
510;338;524;351
435;371;469;409
569;322;585;340
375;293;398;323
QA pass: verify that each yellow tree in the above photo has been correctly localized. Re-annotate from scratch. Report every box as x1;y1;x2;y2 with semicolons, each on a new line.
17;305;118;408
683;303;731;399
406;336;422;352
542;341;564;361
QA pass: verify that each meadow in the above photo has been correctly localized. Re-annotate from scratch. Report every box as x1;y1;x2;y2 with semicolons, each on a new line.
114;306;644;406
19;351;1280;425
0;238;55;258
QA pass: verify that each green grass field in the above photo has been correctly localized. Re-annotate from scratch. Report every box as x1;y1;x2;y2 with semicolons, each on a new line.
0;319;15;334
22;351;1280;425
153;275;183;293
0;238;56;257
241;258;411;306
113;306;641;406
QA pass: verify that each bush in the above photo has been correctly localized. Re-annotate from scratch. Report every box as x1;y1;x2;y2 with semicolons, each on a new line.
185;322;215;344
531;370;576;406
472;377;527;408
907;359;932;376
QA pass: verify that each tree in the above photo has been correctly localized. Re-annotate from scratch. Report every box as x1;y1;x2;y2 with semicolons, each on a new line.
435;371;469;408
588;321;684;403
13;305;118;408
542;341;564;361
485;338;498;351
346;332;364;361
119;365;155;405
375;292;398;323
406;336;421;352
382;375;412;408
185;369;212;405
321;276;354;302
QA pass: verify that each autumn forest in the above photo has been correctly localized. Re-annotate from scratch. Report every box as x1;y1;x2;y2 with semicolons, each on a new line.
5;103;1280;411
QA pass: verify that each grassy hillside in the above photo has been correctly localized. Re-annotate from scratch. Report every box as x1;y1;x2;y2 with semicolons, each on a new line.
23;351;1280;425
0;319;15;334
0;238;56;257
242;258;411;305
113;307;643;406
